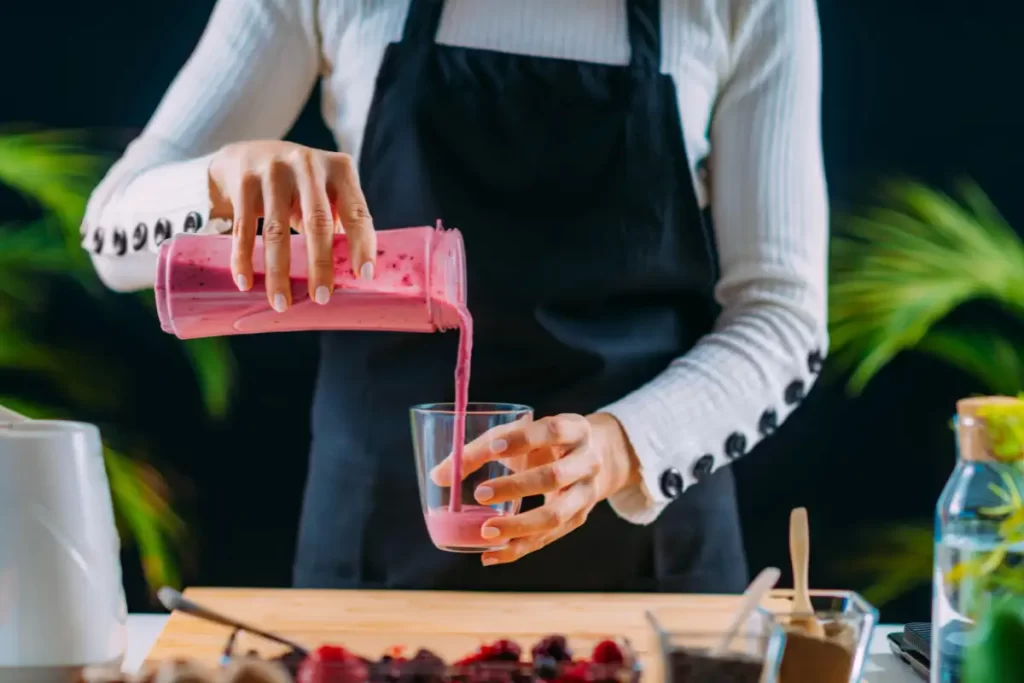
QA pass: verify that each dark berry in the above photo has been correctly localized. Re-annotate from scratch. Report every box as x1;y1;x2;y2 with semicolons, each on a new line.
532;636;572;662
534;656;559;681
591;641;623;665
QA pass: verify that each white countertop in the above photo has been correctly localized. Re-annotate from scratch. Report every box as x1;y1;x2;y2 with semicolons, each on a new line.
124;616;920;683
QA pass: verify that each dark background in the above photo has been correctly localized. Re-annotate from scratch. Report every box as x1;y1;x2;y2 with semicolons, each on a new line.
1;0;1020;623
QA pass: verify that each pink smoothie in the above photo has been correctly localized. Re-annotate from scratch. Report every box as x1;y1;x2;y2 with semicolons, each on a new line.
155;226;466;339
425;506;503;549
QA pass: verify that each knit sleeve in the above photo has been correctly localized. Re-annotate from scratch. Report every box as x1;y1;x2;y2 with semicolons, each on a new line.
82;0;320;292
603;0;828;523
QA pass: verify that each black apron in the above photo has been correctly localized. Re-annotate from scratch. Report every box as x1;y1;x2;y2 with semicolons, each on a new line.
294;0;748;593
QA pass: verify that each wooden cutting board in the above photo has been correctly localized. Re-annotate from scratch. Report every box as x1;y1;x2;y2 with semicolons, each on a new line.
146;588;795;680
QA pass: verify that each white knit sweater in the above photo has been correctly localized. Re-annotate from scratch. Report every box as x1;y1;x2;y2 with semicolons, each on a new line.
82;0;828;525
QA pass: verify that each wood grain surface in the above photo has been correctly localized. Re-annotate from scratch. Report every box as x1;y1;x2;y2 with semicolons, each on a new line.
146;588;797;681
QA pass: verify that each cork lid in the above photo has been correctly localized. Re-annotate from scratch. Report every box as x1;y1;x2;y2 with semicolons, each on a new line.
957;395;1024;462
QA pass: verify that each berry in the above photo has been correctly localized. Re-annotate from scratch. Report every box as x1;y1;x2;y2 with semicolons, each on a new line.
533;656;559;681
555;662;590;683
489;640;522;662
591;641;624;665
298;645;369;683
531;636;572;663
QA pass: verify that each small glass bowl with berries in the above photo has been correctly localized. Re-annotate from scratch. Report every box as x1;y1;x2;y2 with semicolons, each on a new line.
220;633;640;683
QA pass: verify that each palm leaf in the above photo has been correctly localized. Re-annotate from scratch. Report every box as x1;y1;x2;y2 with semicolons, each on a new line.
182;337;236;419
0;397;185;593
916;327;1024;396
837;523;934;606
0;128;109;250
830;179;1024;393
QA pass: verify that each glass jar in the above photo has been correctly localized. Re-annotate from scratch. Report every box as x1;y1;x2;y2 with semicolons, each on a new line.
932;396;1024;683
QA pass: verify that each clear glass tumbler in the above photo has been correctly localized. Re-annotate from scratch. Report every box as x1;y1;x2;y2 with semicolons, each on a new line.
410;402;532;552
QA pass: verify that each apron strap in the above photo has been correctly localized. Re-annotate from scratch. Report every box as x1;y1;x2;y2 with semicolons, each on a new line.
627;0;662;74
402;0;445;49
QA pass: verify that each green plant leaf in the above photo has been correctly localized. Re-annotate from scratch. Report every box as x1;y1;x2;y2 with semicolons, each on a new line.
181;337;236;419
917;327;1024;396
830;179;1024;394
836;523;934;606
0;128;109;248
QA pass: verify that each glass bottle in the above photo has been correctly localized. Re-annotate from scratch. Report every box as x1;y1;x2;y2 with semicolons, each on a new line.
932;396;1024;683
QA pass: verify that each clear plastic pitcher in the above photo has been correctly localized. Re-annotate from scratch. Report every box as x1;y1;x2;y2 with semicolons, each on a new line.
155;223;466;339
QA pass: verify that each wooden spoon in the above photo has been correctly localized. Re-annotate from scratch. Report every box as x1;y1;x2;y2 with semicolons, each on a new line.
789;507;825;638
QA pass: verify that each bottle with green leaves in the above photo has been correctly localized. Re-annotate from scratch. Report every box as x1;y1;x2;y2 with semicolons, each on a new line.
933;396;1024;683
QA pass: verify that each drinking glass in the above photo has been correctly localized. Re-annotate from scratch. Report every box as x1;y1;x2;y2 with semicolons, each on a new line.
410;402;532;552
647;606;786;683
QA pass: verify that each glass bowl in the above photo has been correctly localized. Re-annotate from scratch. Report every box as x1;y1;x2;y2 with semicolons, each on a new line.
766;589;879;683
221;630;642;683
647;606;787;683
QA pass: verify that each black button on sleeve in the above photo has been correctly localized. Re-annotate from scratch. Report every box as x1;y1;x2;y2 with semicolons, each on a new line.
758;409;779;437
808;349;824;374
132;223;148;251
112;228;128;256
183;211;203;233
692;454;715;480
724;433;747;460
154;218;172;246
659;468;684;499
91;227;104;254
784;380;806;405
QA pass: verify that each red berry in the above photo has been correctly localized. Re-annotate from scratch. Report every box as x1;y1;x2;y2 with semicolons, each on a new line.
555;661;591;683
591;641;624;665
298;645;369;683
490;640;522;662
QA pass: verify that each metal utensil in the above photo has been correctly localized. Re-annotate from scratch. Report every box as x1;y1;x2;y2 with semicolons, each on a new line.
157;587;309;656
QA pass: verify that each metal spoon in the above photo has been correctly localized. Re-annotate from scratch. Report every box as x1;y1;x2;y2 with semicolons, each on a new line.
157;587;309;656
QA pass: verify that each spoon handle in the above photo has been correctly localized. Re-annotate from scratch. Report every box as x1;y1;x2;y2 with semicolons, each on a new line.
158;587;309;655
713;567;781;655
789;507;813;611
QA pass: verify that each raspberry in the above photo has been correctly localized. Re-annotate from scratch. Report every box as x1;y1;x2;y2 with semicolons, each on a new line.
489;640;523;662
591;641;624;665
298;645;369;683
556;661;592;683
531;636;572;663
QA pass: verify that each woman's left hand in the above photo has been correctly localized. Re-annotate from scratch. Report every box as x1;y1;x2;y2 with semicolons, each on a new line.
431;413;641;565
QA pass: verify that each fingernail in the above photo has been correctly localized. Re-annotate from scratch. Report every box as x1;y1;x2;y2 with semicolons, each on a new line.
490;439;508;454
360;262;375;281
315;286;330;305
235;274;248;291
482;557;498;566
272;293;288;312
475;486;494;502
481;525;500;540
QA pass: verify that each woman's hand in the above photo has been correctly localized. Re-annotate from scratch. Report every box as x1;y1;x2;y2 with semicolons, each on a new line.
208;141;376;312
431;413;642;565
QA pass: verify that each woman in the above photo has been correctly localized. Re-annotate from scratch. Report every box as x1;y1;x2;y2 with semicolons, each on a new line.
83;0;827;593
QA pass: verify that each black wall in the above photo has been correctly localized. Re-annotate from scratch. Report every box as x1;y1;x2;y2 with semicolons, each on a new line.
1;1;1020;622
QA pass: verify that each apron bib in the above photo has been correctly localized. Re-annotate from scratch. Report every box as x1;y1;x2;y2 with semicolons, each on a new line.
295;0;747;593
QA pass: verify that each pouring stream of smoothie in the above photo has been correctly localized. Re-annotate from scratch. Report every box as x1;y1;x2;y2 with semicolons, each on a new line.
448;305;473;513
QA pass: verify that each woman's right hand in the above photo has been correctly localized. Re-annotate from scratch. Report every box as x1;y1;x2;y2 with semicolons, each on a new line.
208;141;376;312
